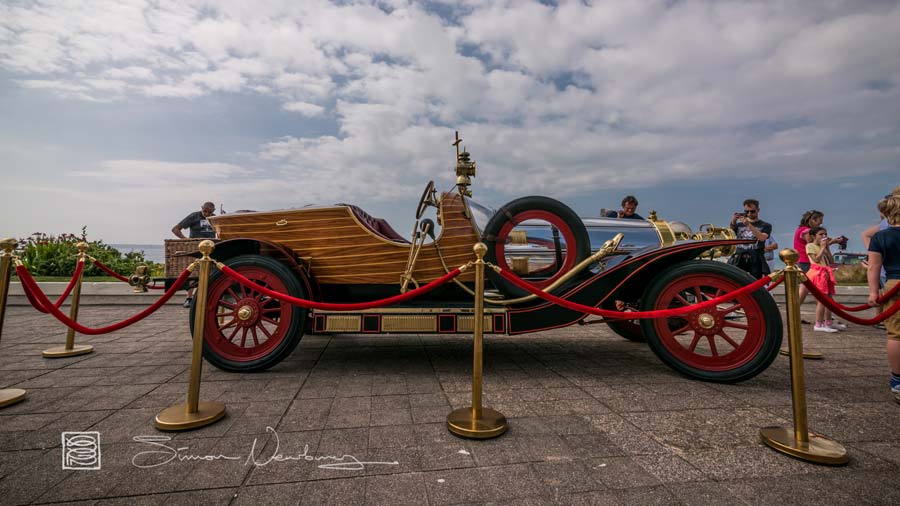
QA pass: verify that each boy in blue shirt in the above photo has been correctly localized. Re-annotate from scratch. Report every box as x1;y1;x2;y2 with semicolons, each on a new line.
867;195;900;402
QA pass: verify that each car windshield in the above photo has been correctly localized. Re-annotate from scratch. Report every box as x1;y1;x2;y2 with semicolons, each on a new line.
466;197;495;233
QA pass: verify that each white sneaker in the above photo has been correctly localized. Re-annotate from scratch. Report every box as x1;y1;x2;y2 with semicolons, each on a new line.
813;324;838;333
830;322;848;330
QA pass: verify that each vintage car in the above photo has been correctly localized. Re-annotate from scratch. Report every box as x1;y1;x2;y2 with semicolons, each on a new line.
183;134;783;383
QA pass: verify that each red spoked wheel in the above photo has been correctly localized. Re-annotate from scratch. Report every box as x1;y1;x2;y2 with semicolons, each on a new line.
639;261;782;383
483;196;591;298
191;255;306;372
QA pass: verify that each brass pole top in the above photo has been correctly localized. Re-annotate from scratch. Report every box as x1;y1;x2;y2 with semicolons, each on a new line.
473;242;487;260
779;248;799;266
198;240;216;257
0;238;17;253
75;242;89;254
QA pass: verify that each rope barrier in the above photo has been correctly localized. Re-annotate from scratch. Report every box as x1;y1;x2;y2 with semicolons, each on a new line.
810;279;900;313
21;260;85;314
802;279;900;325
16;264;193;335
766;275;784;292
92;259;164;289
218;264;464;311
496;267;777;319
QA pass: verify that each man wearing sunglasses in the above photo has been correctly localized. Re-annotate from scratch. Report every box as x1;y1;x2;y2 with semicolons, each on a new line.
728;199;772;279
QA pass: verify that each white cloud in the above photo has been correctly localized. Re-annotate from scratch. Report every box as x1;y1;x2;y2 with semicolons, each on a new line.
1;0;898;225
282;101;325;117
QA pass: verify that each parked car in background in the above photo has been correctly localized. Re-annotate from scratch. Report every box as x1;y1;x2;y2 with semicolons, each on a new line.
831;251;868;267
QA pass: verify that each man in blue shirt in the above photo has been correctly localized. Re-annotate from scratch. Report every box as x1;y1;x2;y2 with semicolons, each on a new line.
605;195;643;220
867;195;900;402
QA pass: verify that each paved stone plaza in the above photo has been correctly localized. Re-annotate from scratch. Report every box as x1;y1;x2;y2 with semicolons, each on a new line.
1;304;899;505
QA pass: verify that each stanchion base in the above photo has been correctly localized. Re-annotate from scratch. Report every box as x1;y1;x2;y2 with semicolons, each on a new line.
155;401;226;431
894;393;900;406
779;347;823;360
42;344;93;358
447;407;508;439
0;389;26;408
760;426;848;465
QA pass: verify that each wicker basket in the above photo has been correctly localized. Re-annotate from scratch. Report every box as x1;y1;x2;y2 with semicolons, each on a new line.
164;239;218;277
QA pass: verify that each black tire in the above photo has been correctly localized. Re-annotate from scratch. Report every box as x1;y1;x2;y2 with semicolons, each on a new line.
606;318;645;342
190;255;307;372
483;196;591;298
638;260;782;383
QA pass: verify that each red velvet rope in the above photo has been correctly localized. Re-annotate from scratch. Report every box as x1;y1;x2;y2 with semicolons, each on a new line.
92;259;164;289
817;279;900;312
55;260;84;308
498;268;777;319
16;264;192;335
219;265;462;311
802;279;900;325
21;260;86;314
92;259;129;282
766;275;783;292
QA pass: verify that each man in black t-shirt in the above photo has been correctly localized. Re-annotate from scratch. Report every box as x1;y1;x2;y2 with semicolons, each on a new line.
728;198;772;278
172;202;217;239
172;201;217;307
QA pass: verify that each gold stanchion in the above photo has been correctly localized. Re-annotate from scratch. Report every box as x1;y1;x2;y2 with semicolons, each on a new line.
447;243;508;439
779;347;823;360
43;242;94;358
0;238;27;408
760;248;847;465
155;240;225;430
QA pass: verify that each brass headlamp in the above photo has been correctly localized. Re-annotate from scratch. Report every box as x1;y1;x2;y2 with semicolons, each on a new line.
453;131;476;196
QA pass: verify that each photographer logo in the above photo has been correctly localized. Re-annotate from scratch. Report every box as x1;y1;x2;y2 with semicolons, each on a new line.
62;432;101;470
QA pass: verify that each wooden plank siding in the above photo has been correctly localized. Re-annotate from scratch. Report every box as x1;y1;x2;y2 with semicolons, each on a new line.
209;193;479;285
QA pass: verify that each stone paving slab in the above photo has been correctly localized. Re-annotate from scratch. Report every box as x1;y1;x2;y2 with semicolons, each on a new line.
0;304;898;505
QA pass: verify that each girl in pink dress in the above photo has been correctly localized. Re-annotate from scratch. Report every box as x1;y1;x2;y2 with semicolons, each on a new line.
806;226;840;332
795;210;823;307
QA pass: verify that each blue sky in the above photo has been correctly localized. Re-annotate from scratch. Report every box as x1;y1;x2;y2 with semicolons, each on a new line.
1;0;898;254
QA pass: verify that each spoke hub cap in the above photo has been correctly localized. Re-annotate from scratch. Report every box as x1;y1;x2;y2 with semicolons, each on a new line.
690;310;722;335
235;299;259;328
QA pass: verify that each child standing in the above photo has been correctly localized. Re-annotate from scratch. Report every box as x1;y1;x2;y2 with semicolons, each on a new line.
866;196;900;401
806;226;843;332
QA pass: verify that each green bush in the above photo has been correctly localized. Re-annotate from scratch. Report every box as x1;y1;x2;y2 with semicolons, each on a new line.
16;227;161;278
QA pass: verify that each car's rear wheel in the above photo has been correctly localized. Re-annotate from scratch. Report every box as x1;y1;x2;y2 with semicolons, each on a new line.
483;196;591;298
604;310;645;342
639;261;781;383
191;255;306;372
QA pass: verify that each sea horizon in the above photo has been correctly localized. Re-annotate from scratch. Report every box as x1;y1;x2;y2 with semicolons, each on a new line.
110;243;165;264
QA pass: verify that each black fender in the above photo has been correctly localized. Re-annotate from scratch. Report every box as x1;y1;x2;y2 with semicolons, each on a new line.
506;239;751;334
209;238;319;302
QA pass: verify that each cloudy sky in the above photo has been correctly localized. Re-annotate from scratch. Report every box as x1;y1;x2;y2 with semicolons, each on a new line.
1;0;898;253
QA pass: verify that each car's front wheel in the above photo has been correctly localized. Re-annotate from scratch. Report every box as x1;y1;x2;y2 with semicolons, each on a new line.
639;260;782;383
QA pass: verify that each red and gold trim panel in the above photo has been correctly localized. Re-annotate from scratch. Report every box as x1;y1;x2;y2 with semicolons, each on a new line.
312;307;508;335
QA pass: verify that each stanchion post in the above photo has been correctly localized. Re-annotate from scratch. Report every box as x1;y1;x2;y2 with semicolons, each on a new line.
778;260;823;358
0;238;27;408
155;240;225;430
759;248;848;465
447;243;508;439
43;242;93;358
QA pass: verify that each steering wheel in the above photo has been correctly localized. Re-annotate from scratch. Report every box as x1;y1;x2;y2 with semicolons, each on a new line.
415;180;436;219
